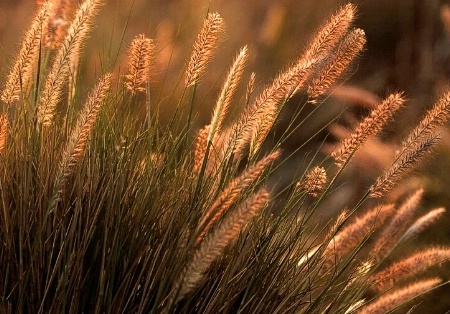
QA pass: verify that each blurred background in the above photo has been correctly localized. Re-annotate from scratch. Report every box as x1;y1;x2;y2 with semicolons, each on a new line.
1;0;450;312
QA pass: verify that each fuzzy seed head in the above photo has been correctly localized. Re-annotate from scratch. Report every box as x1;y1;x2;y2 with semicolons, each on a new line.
193;125;210;174
38;0;105;126
56;73;111;196
185;13;224;87
332;92;405;168
358;278;441;314
307;28;366;101
298;166;327;197
197;150;280;243
125;34;154;95
372;189;424;260
1;2;51;105
179;188;270;300
370;247;450;291
0;115;8;153
303;3;356;62
208;46;248;143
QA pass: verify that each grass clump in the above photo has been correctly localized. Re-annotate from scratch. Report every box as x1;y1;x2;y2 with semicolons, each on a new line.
0;1;449;313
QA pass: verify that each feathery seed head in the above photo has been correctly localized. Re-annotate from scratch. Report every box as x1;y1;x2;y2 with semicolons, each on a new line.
357;278;441;314
208;46;248;143
323;204;394;269
307;28;366;102
178;188;270;300
245;72;256;104
303;3;356;62
370;247;450;291
231;4;357;157
125;34;154;95
1;2;51;105
400;90;450;154
38;0;105;126
371;189;424;260
185;13;225;87
196;150;280;242
332;92;405;168
370;90;450;196
403;207;446;241
298;166;327;197
370;135;437;198
57;73;111;187
193;125;210;174
235;57;316;158
0;115;8;153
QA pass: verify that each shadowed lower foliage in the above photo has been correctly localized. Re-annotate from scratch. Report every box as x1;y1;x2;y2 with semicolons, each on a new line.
1;1;450;313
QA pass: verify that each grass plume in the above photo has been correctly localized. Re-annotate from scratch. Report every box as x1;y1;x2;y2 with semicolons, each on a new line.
0;115;8;153
185;12;225;87
357;278;442;314
177;188;270;301
307;28;366;102
50;72;111;209
125;34;154;95
332;92;405;168
38;0;104;126
1;2;50;105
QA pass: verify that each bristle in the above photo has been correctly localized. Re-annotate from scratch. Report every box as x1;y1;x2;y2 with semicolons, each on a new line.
185;13;225;87
178;188;270;300
232;57;316;158
400;90;450;154
357;278;441;314
323;204;394;268
332;93;405;168
208;46;248;143
371;189;424;261
369;136;437;198
1;3;51;105
403;207;446;241
370;247;450;291
52;73;111;204
196;150;280;244
245;72;256;104
297;166;328;197
0;115;8;153
369;91;450;197
193;125;210;174
38;0;104;126
307;28;366;102
125;34;154;95
229;5;356;158
303;3;356;62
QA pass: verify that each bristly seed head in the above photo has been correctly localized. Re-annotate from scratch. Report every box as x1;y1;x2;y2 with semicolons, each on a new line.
298;166;327;197
125;34;154;95
0;115;8;153
185;13;225;87
1;2;51;105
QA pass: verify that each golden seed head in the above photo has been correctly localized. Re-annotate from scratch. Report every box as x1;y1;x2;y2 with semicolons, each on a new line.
0;115;8;153
185;13;225;87
125;34;154;95
299;166;327;197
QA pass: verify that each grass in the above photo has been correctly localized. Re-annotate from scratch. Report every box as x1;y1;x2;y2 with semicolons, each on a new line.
0;1;449;313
